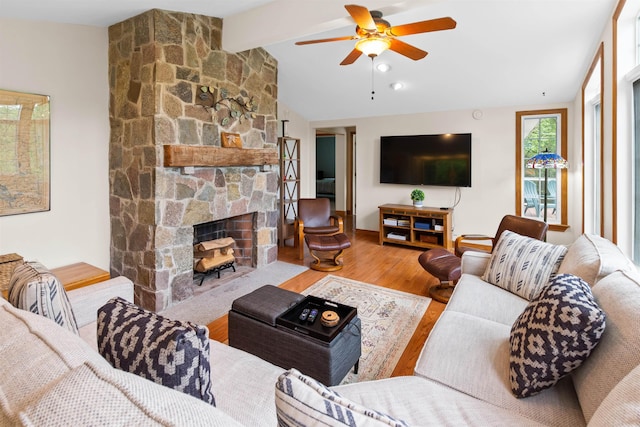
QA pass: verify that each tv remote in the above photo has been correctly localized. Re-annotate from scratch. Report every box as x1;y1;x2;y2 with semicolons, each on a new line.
308;308;319;324
298;308;310;321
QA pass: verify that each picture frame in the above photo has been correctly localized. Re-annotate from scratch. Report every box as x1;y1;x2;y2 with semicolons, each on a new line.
221;132;243;148
0;89;50;216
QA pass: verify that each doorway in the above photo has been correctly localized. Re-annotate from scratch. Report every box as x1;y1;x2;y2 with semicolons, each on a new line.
315;127;356;229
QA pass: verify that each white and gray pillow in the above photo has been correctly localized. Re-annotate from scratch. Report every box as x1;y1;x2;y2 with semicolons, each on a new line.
8;261;79;334
275;368;408;427
97;297;215;406
482;230;567;300
509;274;606;398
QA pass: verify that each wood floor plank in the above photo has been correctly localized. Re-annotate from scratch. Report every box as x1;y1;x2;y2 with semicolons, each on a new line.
206;224;446;377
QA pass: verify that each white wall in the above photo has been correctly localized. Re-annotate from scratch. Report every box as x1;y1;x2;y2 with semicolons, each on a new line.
0;19;110;270
277;102;314;197
312;103;581;246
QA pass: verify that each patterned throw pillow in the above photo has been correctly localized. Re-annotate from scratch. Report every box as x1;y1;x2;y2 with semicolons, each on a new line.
482;230;567;300
509;274;606;398
275;368;408;427
8;261;79;334
97;297;215;406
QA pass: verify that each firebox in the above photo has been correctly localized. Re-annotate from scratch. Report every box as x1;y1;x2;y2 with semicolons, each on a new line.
193;212;257;268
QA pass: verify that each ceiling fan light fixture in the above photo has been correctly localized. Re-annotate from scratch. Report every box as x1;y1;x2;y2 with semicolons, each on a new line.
355;37;391;57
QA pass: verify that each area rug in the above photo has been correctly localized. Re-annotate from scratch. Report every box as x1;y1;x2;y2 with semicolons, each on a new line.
302;275;431;384
159;261;308;326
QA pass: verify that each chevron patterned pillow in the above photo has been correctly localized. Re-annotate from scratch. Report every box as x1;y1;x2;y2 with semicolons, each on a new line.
97;297;215;406
509;274;606;398
482;230;567;300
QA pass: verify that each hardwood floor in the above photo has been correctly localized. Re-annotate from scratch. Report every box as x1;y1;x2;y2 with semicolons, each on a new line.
206;225;446;377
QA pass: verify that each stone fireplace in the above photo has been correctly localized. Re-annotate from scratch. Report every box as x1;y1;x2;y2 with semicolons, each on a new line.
108;9;280;311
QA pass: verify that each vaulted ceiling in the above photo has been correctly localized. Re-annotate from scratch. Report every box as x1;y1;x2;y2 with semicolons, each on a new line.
1;0;616;121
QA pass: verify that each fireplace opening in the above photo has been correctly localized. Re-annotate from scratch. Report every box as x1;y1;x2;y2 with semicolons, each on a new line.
192;212;257;285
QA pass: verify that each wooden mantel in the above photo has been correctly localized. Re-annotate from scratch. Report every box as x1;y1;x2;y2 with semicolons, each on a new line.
163;145;279;167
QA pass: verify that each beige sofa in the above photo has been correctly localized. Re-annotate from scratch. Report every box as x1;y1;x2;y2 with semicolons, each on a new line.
1;233;639;426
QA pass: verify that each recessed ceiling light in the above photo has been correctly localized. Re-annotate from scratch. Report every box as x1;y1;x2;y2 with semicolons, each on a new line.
376;63;391;72
390;82;404;90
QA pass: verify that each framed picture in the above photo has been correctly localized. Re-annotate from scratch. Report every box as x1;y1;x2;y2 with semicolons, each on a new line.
221;132;242;148
0;89;50;216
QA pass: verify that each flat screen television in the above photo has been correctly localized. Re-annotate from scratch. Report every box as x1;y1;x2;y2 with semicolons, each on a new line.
380;133;472;187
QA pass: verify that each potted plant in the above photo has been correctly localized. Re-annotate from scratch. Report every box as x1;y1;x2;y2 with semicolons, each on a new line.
411;189;425;207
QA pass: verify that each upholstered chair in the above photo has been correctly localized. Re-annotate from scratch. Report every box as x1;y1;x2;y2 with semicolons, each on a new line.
454;214;549;257
294;198;343;259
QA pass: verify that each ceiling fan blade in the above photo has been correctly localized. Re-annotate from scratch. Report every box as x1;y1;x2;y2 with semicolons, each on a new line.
340;49;363;66
295;35;358;45
388;17;457;37
345;4;377;31
389;38;428;61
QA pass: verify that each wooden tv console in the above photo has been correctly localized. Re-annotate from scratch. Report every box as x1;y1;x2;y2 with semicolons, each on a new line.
378;204;453;251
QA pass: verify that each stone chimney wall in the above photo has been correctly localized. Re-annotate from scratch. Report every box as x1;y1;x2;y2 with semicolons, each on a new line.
108;9;279;311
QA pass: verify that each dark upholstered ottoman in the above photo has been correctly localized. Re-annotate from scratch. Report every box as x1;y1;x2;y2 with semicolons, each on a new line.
418;248;462;303
228;285;361;386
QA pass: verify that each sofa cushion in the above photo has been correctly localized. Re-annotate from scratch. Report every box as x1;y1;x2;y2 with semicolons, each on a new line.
557;233;636;286
97;297;215;406
275;368;409;427
209;340;285;427
334;376;548;426
587;363;640;427
482;231;567;300
67;276;134;328
18;361;241;427
447;275;528;325
414;310;585;427
8;261;78;334
571;269;640;422
509;274;606;398
0;297;111;424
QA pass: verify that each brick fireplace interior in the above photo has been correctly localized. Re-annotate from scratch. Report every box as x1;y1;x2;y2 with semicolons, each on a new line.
193;212;257;268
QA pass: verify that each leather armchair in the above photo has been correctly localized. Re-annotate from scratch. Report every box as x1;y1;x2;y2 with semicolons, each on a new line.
454;214;548;257
294;198;343;259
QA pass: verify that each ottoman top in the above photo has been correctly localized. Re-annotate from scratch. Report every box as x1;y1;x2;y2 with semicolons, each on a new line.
231;285;304;326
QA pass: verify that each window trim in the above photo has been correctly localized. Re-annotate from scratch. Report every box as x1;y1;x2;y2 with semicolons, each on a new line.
515;108;569;232
582;43;605;236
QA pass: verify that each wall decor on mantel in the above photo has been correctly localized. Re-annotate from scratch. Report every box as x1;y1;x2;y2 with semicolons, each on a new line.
0;89;50;216
221;132;242;148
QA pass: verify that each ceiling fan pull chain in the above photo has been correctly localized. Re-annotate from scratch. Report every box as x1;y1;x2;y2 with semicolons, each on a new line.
371;57;375;100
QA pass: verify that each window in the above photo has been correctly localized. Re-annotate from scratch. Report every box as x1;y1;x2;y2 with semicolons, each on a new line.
636;13;640;66
593;101;602;235
582;45;603;236
516;109;568;231
634;79;640;263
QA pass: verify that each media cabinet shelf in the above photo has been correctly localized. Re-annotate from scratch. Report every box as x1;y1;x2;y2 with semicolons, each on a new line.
379;204;453;251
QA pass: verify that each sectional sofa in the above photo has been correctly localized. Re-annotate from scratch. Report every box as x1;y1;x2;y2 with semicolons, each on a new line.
1;233;638;426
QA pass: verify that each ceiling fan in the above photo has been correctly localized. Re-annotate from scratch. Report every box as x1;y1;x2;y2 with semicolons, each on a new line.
295;4;457;65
